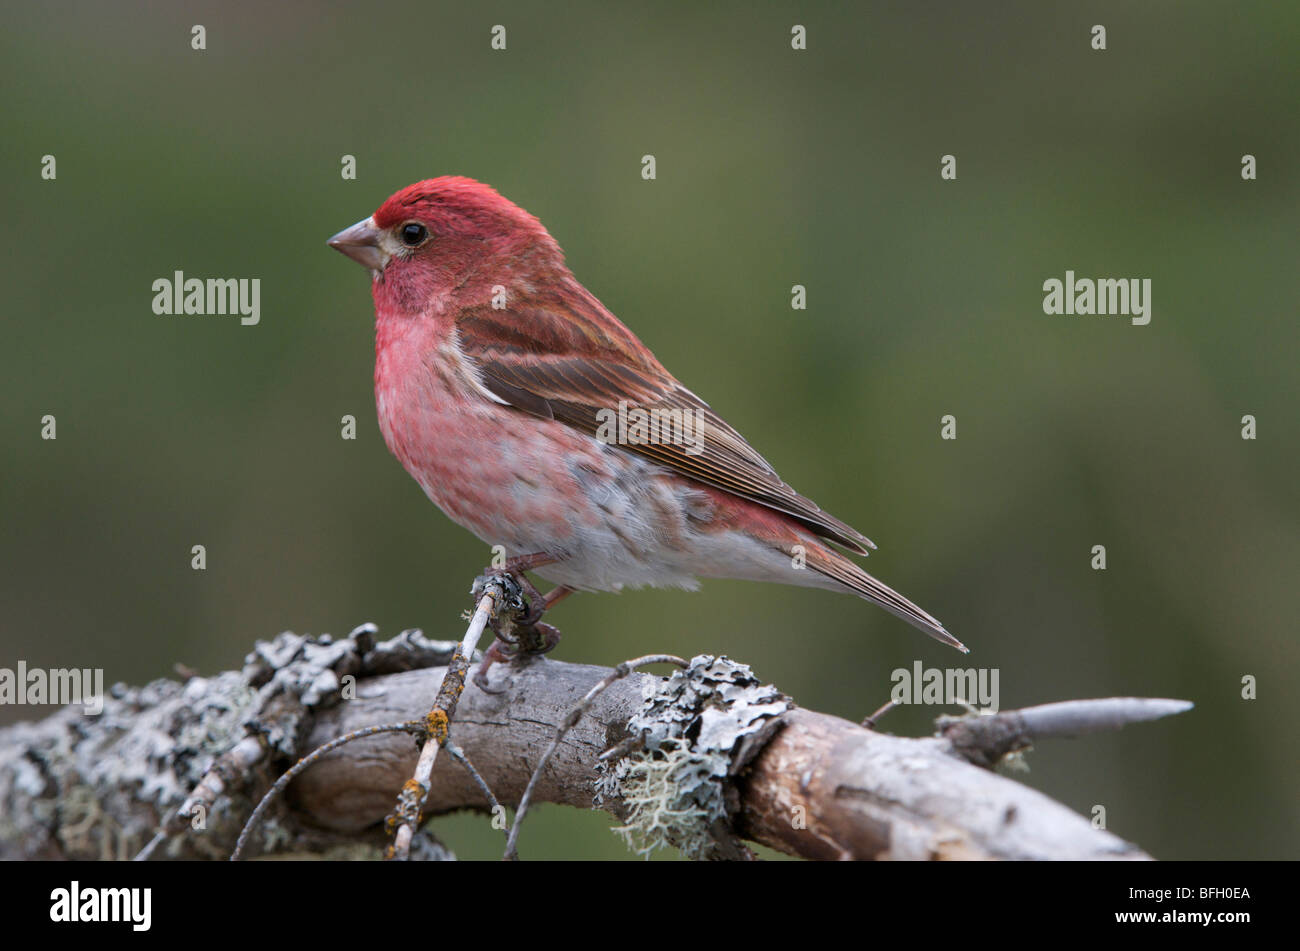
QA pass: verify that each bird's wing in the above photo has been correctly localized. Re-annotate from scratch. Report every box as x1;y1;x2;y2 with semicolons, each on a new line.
454;285;876;555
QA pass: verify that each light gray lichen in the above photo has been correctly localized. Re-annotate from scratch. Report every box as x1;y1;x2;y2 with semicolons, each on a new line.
0;624;458;859
600;655;790;860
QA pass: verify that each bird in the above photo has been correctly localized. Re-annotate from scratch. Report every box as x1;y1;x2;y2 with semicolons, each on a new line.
328;176;966;681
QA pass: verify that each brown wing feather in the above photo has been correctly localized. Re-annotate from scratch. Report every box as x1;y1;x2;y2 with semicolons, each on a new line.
456;288;876;555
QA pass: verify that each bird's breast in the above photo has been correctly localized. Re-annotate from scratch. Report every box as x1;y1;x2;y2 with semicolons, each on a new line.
371;314;735;592
372;316;584;549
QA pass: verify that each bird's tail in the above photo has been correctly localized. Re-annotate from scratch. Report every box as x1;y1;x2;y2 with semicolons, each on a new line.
806;544;968;653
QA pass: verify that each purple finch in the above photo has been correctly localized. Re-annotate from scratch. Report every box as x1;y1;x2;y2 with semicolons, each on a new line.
329;177;965;656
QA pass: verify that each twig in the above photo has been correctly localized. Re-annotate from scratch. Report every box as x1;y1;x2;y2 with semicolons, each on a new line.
231;722;414;860
135;734;267;860
444;740;505;834
862;699;897;730
229;724;504;860
939;697;1194;769
387;582;504;860
134;829;167;862
503;653;687;861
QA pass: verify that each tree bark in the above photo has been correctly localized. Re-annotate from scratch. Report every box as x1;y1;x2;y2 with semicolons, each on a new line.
0;630;1157;860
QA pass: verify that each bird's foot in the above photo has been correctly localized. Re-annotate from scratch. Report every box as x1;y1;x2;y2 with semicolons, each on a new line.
472;554;554;630
469;562;567;693
472;623;563;694
471;572;542;632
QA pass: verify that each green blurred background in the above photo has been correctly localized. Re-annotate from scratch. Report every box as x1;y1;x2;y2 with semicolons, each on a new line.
3;1;1296;859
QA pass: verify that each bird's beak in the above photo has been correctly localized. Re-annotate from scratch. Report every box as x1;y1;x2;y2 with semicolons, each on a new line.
328;216;389;272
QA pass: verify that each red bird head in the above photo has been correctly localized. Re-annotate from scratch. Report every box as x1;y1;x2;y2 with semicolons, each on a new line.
328;176;565;315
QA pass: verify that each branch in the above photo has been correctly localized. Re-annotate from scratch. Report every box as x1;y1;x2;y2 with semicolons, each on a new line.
0;626;1188;860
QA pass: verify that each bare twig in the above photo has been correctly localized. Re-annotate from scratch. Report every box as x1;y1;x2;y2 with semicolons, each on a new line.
444;740;504;831
939;697;1195;769
387;582;503;860
862;699;897;730
503;653;687;860
232;723;414;860
133;829;167;862
135;734;267;860
233;722;508;859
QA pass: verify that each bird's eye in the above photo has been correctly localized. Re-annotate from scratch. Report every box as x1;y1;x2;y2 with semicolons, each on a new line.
400;222;428;247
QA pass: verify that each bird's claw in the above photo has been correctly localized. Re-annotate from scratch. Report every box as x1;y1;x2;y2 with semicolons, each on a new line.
471;569;547;633
471;629;559;694
471;571;525;620
470;614;563;696
469;563;564;694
